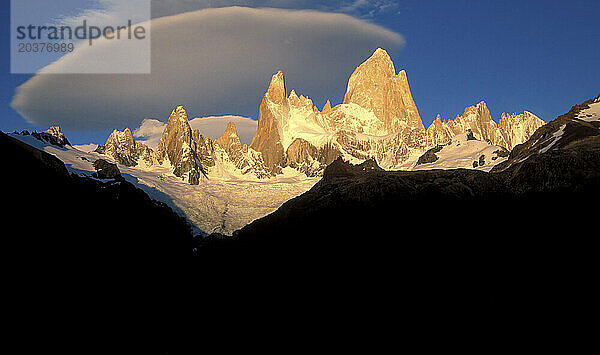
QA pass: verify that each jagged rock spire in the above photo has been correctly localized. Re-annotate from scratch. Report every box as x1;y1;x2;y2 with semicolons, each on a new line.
426;101;544;151
322;100;332;114
250;71;287;175
42;126;71;147
215;122;248;170
156;106;202;185
266;71;287;105
95;127;155;167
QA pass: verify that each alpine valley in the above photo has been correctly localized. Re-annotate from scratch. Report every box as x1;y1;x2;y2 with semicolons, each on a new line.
7;49;550;236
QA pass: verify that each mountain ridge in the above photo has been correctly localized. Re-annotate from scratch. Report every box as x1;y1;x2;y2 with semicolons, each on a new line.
93;48;545;182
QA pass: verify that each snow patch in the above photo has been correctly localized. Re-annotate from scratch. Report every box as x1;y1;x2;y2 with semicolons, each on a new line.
577;102;600;123
539;125;566;154
411;133;508;172
10;133;318;236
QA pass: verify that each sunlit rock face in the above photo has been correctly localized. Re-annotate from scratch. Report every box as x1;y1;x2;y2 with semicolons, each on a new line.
42;126;71;147
249;71;288;176
246;48;430;174
156;106;203;185
95;128;156;167
498;111;546;151
214;122;248;171
192;130;216;169
94;48;545;181
425;101;545;151
343;48;424;135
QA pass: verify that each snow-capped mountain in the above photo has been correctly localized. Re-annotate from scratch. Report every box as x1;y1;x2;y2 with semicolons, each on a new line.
249;48;429;174
94;48;544;181
20;48;551;235
425;101;545;151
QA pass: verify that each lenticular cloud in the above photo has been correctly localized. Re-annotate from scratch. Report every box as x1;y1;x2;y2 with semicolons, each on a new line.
12;7;404;130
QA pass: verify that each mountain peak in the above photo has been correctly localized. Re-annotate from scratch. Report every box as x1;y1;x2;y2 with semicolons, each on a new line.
323;100;332;114
108;128;135;142
95;128;149;167
371;48;392;64
222;122;238;138
356;48;396;77
266;71;287;104
170;106;189;123
156;105;201;184
463;101;490;118
343;48;423;133
42;126;71;147
216;122;241;146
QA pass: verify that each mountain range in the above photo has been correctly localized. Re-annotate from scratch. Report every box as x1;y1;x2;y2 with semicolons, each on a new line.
3;49;597;347
6;48;549;236
94;48;545;184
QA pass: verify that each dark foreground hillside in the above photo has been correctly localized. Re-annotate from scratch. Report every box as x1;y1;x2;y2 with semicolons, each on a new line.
1;132;197;353
201;97;600;335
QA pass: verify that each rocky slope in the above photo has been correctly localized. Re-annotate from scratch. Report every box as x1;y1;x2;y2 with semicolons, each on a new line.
492;94;600;175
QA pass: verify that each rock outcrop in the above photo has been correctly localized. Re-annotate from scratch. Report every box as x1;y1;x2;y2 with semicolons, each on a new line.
249;71;288;175
343;48;423;134
156;106;203;185
214;122;248;170
426;101;545;151
95;128;155;167
30;126;71;148
93;159;122;180
498;111;546;150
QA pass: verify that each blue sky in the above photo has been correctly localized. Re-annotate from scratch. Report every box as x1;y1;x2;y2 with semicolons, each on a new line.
1;0;599;145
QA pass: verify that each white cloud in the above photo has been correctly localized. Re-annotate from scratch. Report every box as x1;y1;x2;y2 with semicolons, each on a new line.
189;116;258;146
132;119;167;149
12;7;404;130
150;0;400;19
133;115;258;149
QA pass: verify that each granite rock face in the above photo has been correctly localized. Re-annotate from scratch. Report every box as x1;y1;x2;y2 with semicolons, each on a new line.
156;106;203;185
343;48;424;134
498;111;547;151
426;101;545;151
246;49;429;174
249;71;288;176
214;122;248;170
95;128;156;167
